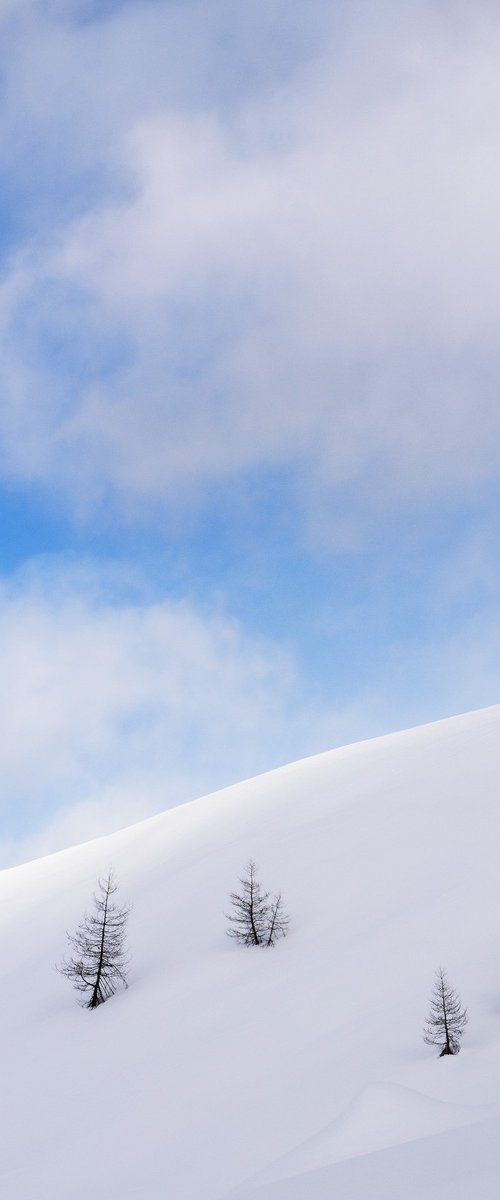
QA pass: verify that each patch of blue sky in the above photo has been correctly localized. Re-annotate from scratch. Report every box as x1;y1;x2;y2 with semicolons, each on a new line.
10;274;132;385
0;488;71;571
1;449;494;719
154;474;500;708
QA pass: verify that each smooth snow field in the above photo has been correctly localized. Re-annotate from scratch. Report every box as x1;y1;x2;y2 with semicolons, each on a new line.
1;705;500;1199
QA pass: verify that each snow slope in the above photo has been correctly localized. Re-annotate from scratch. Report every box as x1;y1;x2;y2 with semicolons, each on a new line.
1;705;500;1199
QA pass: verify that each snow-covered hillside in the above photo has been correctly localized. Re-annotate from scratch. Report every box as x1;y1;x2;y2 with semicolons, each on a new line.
1;706;500;1199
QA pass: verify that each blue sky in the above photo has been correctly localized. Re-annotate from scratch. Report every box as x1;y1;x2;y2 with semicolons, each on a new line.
1;0;500;864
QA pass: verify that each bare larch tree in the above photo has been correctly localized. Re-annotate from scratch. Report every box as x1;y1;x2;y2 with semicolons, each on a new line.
226;860;289;946
58;870;131;1008
423;967;468;1056
265;892;289;946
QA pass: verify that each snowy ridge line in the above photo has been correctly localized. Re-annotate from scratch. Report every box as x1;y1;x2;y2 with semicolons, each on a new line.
1;704;500;1198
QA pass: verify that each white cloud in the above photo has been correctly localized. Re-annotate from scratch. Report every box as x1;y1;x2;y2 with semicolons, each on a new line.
0;559;338;863
1;3;500;527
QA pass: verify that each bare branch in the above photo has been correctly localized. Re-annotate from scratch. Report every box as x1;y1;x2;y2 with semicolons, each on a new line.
226;861;289;947
57;870;131;1009
423;967;467;1056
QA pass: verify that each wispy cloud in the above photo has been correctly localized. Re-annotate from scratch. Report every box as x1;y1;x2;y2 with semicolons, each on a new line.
0;558;333;862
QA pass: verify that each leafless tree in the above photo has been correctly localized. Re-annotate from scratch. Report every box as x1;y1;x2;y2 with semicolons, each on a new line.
226;860;289;946
423;967;468;1056
58;870;131;1008
265;892;289;946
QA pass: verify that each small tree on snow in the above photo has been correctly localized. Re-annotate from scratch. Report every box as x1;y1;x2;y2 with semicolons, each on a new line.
58;870;131;1008
265;892;289;946
226;860;289;946
423;967;468;1056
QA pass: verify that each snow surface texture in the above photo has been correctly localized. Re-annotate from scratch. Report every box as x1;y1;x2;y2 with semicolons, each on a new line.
1;705;500;1199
